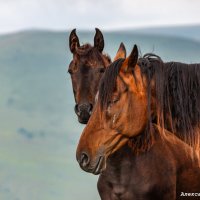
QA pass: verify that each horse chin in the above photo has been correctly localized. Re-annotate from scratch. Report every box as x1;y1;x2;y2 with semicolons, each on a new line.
78;155;106;175
78;117;89;124
92;156;106;175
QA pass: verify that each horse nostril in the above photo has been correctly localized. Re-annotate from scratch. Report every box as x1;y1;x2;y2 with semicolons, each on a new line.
75;103;93;116
74;104;81;116
80;152;90;168
88;104;93;115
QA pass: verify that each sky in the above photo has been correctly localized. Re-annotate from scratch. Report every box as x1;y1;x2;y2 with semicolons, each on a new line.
0;0;200;34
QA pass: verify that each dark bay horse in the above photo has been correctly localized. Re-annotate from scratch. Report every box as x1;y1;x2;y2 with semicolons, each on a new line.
76;45;200;199
68;28;111;124
69;29;130;199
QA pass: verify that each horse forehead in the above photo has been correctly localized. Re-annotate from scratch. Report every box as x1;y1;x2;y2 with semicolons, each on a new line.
119;66;144;93
77;55;104;67
118;71;136;91
80;63;100;72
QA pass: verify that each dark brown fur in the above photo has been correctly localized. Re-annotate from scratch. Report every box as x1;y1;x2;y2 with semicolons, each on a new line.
97;126;200;200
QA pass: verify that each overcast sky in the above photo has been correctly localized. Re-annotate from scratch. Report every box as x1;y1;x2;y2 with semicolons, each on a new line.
0;0;200;34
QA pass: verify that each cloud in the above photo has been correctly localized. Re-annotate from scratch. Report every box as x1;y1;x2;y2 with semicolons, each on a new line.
0;0;200;34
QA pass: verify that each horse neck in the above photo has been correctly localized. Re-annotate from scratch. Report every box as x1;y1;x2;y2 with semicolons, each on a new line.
104;124;162;175
106;143;133;171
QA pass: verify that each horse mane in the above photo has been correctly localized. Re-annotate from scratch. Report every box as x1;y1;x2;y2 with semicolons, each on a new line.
140;54;200;150
99;58;125;110
99;53;200;151
76;43;111;64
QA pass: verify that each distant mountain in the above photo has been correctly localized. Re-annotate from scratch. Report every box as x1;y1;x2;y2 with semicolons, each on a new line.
130;24;200;41
104;31;200;63
0;30;200;200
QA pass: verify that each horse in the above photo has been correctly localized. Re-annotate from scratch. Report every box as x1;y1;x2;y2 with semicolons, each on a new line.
69;30;132;199
76;45;200;199
68;28;112;124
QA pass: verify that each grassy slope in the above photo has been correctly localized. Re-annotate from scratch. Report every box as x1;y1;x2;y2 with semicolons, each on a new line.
0;29;200;200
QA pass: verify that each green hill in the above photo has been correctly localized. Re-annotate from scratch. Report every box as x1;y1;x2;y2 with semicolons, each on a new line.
0;30;200;200
132;24;200;41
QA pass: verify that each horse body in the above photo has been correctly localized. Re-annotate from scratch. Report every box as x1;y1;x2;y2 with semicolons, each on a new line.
98;126;200;200
97;143;172;200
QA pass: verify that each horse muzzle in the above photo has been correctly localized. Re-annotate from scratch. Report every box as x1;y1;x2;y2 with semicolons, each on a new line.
74;103;93;124
76;151;106;175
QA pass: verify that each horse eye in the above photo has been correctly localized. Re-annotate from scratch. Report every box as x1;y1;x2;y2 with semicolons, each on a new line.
112;98;119;103
108;97;119;106
98;67;105;73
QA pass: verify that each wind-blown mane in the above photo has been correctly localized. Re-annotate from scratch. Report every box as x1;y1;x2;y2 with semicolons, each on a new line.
141;54;200;150
99;54;200;151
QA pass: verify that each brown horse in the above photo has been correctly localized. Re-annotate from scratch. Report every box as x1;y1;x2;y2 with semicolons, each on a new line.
76;45;200;199
68;28;111;124
69;30;129;198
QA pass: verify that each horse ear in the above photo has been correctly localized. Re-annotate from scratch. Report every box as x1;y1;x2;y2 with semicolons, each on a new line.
128;44;138;70
94;28;104;52
114;43;126;61
69;29;80;53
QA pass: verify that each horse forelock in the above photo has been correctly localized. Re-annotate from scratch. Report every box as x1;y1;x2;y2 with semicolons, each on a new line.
75;43;111;67
76;44;93;55
99;58;125;111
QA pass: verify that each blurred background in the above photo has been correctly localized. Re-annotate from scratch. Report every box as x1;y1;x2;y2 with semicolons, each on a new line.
1;0;200;199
